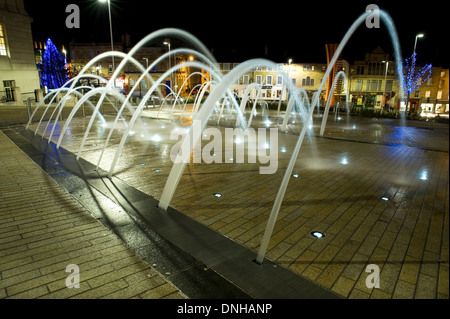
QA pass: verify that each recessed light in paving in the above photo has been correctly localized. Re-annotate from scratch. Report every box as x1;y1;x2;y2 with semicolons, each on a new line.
381;196;389;201
154;169;161;172
140;163;145;166
152;134;162;142
292;174;299;178
311;231;325;239
419;169;428;180
213;193;222;198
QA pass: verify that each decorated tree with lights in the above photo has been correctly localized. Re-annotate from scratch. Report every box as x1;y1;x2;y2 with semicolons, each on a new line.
39;38;68;89
400;52;432;112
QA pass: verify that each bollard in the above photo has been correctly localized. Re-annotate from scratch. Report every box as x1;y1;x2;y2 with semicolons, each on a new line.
26;97;33;122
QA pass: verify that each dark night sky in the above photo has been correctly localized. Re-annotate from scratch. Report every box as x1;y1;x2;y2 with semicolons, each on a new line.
24;0;448;67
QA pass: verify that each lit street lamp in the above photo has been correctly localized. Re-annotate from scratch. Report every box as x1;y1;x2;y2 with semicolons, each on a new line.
413;33;424;53
288;59;292;78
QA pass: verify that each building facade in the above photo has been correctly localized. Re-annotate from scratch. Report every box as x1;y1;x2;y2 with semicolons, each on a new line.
212;62;334;104
68;41;174;96
0;0;40;104
416;67;449;117
65;40;449;117
349;46;399;111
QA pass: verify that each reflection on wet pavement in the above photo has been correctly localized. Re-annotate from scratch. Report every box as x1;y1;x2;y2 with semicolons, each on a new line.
27;109;449;299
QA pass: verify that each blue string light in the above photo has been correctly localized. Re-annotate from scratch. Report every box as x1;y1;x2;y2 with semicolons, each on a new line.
39;38;68;89
401;52;432;97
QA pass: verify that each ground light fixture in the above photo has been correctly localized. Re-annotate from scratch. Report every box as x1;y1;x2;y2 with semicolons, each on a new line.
152;134;162;142
380;196;389;201
153;169;161;172
311;231;325;239
213;193;222;198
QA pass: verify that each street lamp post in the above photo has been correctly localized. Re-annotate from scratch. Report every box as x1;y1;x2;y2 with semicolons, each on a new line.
413;33;424;54
382;60;389;110
99;0;115;75
287;59;292;101
62;48;67;68
164;40;172;92
408;33;424;112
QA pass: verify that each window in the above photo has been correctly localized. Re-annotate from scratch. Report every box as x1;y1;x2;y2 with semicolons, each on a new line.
367;62;383;75
266;75;272;85
256;75;262;84
355;79;363;91
243;75;249;84
0;24;8;56
357;65;365;75
437;91;442;99
3;80;15;87
385;80;393;92
276;75;283;85
370;80;378;91
306;76;311;86
108;65;113;74
301;76;314;86
439;80;445;88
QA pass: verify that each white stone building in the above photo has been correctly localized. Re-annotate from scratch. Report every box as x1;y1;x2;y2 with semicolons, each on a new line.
0;0;40;104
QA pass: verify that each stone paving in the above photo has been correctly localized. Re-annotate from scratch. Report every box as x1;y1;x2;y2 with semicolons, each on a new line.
13;107;450;299
0;130;187;299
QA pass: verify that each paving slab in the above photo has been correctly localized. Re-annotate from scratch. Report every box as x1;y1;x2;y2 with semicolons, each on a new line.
3;108;449;299
0;130;188;299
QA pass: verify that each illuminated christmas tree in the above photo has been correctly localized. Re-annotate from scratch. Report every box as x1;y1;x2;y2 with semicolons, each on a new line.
401;52;432;111
39;38;68;89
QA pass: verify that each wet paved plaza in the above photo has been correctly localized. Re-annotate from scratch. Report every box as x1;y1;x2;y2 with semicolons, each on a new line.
20;107;450;298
